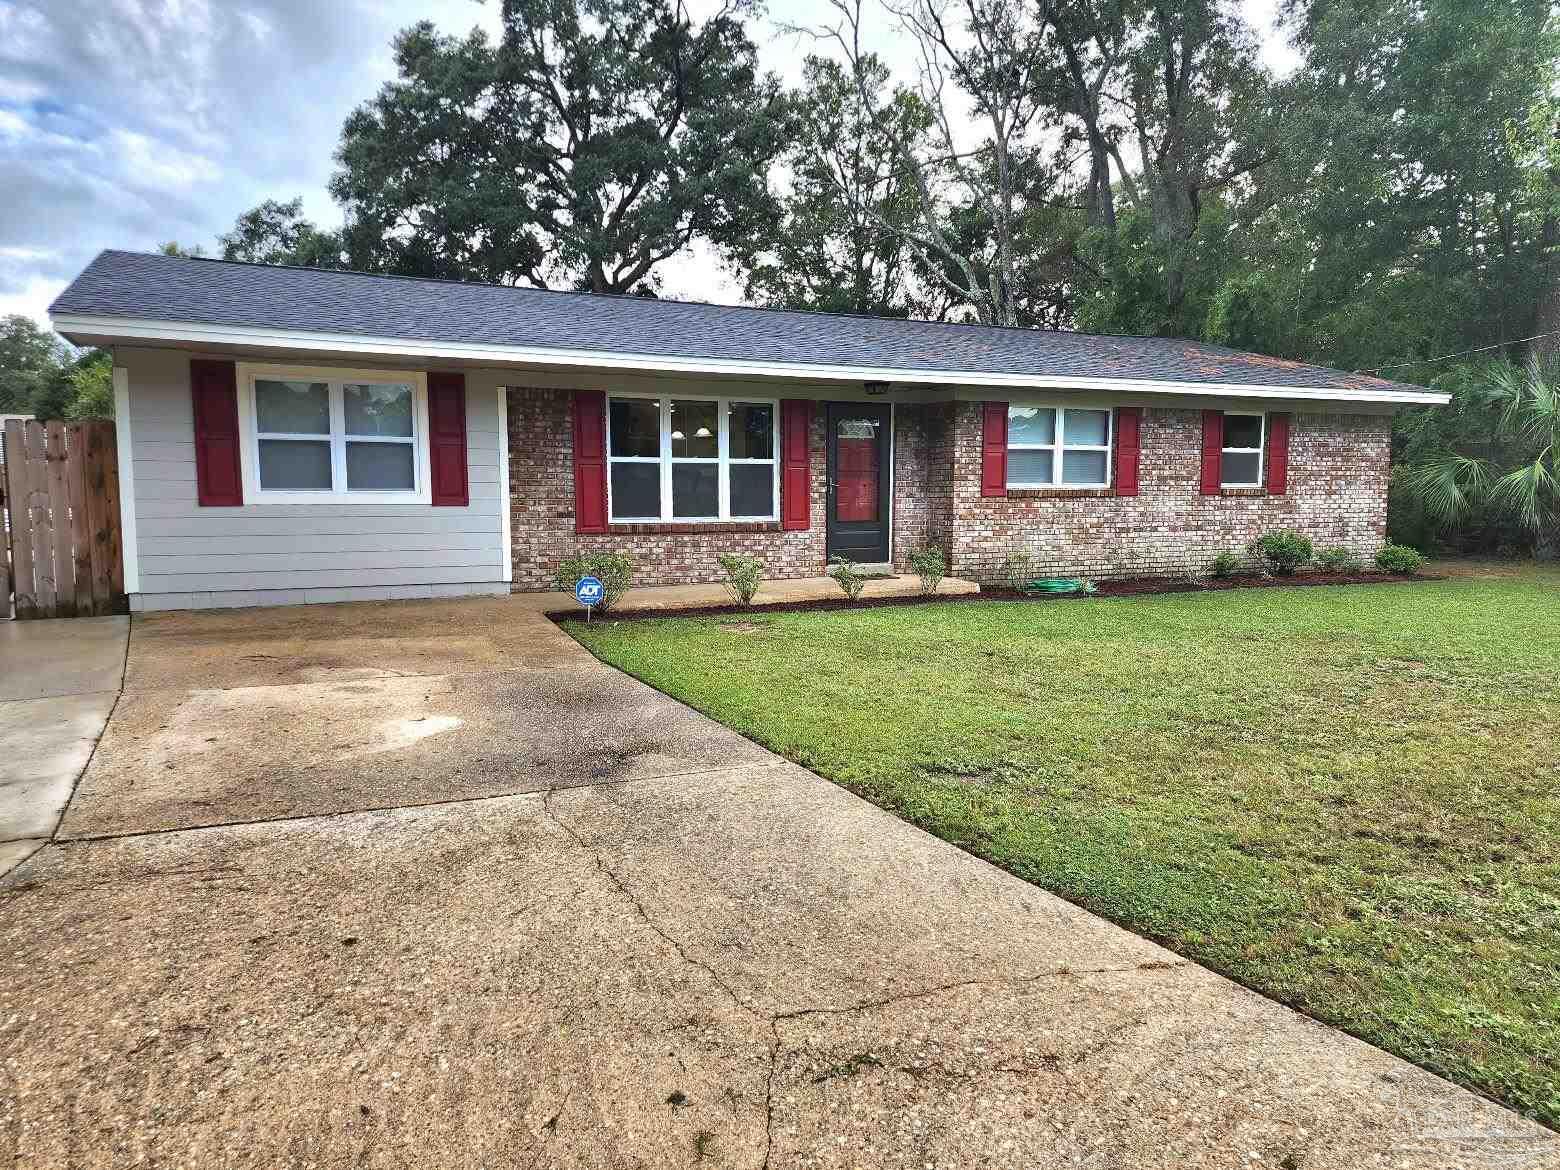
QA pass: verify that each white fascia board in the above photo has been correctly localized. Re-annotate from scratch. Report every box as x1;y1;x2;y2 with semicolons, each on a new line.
53;313;1451;406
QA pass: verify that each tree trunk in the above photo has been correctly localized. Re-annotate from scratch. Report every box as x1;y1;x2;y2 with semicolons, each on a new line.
1532;211;1560;366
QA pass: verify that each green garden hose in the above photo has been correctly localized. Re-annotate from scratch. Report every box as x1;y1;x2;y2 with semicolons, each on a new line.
1024;578;1085;594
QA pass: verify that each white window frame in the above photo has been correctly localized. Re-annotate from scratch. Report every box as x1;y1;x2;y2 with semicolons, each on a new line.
606;393;780;523
1220;411;1266;488
236;363;431;505
1006;405;1114;489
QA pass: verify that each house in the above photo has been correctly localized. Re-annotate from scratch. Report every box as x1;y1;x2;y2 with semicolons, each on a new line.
49;250;1444;612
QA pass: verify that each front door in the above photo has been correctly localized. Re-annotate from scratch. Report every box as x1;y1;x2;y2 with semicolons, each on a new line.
826;402;891;563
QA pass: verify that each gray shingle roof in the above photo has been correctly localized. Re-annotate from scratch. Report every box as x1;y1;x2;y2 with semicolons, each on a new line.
52;250;1428;397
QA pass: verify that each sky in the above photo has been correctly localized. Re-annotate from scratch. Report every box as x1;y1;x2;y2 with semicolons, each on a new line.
0;0;1296;331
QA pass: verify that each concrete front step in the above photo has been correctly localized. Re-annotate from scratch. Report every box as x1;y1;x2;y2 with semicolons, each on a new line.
516;574;981;614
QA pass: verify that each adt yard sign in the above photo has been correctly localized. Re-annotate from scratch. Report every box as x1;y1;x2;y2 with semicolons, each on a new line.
575;575;604;621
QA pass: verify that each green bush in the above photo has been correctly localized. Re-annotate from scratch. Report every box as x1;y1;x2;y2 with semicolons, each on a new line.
1000;552;1036;592
1375;543;1427;575
1250;530;1314;576
717;553;765;606
554;550;634;612
1210;551;1242;578
907;547;946;595
1317;546;1365;573
828;555;867;601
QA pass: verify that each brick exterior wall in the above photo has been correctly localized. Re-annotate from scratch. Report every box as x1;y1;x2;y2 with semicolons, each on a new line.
946;402;1392;583
507;387;829;589
890;403;955;569
507;387;1391;591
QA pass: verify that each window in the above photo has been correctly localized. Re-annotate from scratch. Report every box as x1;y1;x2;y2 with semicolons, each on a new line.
1007;406;1112;488
242;366;428;501
1221;412;1264;487
607;396;778;522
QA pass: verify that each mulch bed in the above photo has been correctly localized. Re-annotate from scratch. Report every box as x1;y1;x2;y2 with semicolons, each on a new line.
989;570;1443;600
549;570;1436;624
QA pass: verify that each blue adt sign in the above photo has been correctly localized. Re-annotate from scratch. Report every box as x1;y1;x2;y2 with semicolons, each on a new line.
575;575;605;607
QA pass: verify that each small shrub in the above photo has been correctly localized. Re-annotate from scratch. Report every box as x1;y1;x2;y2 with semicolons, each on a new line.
907;547;946;595
1316;546;1364;574
717;553;765;606
1210;551;1242;578
1000;552;1036;592
554;550;634;612
828;555;867;601
1250;530;1314;576
1375;543;1427;575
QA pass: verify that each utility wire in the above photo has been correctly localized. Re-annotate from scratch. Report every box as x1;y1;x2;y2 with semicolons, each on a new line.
1359;329;1560;375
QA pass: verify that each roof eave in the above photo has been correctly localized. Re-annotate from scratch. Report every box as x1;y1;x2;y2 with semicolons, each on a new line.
52;312;1450;406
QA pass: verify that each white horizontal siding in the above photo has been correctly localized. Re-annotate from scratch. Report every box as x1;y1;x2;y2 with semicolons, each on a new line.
139;564;504;591
134;530;499;554
137;513;498;538
122;347;510;606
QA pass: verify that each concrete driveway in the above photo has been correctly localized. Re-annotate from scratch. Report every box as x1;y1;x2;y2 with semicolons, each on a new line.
1;598;1554;1168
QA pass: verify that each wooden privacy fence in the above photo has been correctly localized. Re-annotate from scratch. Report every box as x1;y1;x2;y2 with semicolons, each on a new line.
1;419;125;619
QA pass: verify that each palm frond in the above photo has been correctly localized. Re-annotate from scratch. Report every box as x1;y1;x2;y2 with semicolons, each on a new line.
1398;454;1494;526
1489;456;1556;533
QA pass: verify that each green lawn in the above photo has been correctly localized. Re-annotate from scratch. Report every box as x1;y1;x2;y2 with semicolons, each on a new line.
568;566;1560;1126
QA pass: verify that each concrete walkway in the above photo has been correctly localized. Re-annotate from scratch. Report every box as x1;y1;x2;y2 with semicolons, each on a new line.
524;570;980;614
0;616;126;875
1;597;1554;1168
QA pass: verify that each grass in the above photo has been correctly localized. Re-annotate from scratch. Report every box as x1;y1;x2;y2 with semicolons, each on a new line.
568;566;1560;1127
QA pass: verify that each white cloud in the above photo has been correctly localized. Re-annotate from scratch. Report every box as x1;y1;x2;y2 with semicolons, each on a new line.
0;274;68;324
109;129;220;190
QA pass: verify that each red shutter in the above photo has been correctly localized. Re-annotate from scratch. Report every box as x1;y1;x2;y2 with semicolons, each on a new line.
980;401;1008;497
190;359;242;506
1114;406;1142;497
780;399;812;531
1265;412;1290;495
573;390;608;534
1199;409;1224;496
427;372;468;506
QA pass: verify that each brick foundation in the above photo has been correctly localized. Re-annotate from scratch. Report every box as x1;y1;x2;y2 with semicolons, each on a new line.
508;388;1391;591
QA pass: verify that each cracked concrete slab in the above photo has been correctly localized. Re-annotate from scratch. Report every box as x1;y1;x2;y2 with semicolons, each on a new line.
766;964;1524;1169
6;771;1553;1169
546;761;1174;1012
6;597;1553;1167
59;663;772;839
1;793;771;1169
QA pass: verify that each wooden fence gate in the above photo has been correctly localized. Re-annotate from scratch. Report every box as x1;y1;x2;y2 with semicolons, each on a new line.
1;419;126;619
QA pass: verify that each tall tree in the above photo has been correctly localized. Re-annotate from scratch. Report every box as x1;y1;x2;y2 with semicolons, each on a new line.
0;315;66;414
332;0;792;294
1118;0;1269;320
740;54;929;316
1059;0;1273;336
221;198;347;268
1265;0;1557;372
813;0;1057;326
1043;0;1134;234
